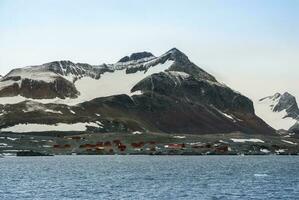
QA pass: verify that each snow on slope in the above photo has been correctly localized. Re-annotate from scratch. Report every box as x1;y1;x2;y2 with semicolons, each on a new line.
112;56;156;70
0;95;50;105
254;95;297;130
73;60;174;104
230;138;265;143
44;109;63;114
0;122;102;132
5;66;59;83
0;60;174;105
0;79;21;90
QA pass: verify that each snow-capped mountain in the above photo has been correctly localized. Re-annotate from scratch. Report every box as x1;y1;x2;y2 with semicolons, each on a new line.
0;48;215;104
255;92;299;132
0;48;274;135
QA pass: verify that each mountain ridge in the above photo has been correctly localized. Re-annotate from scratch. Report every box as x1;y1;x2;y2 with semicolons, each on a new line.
0;48;275;135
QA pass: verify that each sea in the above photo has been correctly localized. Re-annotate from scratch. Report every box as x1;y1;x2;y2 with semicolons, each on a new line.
0;155;298;200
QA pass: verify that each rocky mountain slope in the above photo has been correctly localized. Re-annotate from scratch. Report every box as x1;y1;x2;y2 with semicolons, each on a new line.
255;92;299;133
0;48;274;135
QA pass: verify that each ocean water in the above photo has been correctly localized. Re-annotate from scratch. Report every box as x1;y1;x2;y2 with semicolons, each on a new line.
0;156;299;200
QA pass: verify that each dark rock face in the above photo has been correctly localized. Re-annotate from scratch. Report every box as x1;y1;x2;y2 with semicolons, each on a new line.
290;122;299;134
272;92;299;119
0;77;79;99
165;48;217;82
0;83;20;97
20;77;79;99
118;52;154;63
0;92;274;135
1;76;22;82
80;93;273;135
127;71;272;134
132;72;254;114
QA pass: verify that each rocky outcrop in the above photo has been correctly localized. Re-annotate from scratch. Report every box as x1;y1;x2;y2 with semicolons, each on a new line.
290;122;299;134
272;92;299;119
260;92;299;119
258;92;299;133
0;77;79;99
164;48;217;82
118;52;154;63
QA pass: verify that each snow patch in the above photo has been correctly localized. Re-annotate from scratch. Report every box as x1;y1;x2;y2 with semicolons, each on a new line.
45;109;63;114
167;71;190;78
260;149;270;153
132;131;142;135
217;110;242;122
6;66;58;83
68;108;76;114
114;56;156;69
281;140;297;145
7;137;18;141
0;143;8;147
130;90;143;96
219;140;228;144
222;112;234;120
0;95;62;105
21;101;62;114
72;60;174;104
275;149;286;153
0;122;101;133
22;101;45;113
164;71;190;87
42;145;52;148
95;121;103;127
173;136;186;139
230;138;265;143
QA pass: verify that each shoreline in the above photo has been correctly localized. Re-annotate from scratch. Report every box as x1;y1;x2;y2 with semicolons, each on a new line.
1;131;299;157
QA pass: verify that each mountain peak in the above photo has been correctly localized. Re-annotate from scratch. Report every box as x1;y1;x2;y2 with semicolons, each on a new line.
118;51;155;63
260;92;299;120
166;47;182;54
281;92;294;99
256;92;299;132
275;92;298;113
163;47;188;60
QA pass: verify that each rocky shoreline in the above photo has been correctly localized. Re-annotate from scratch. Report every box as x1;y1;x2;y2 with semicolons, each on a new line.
1;131;298;156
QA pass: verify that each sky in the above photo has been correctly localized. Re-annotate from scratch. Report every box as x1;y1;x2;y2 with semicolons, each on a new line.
0;0;298;101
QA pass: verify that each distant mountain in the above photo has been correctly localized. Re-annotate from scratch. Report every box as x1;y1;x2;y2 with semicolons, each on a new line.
255;92;299;133
0;48;274;135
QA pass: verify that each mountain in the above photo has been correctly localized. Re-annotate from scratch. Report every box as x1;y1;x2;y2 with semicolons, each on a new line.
0;48;274;135
255;92;299;133
290;122;299;134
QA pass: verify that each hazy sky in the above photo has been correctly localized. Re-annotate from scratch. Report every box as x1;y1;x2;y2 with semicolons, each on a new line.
0;0;298;100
